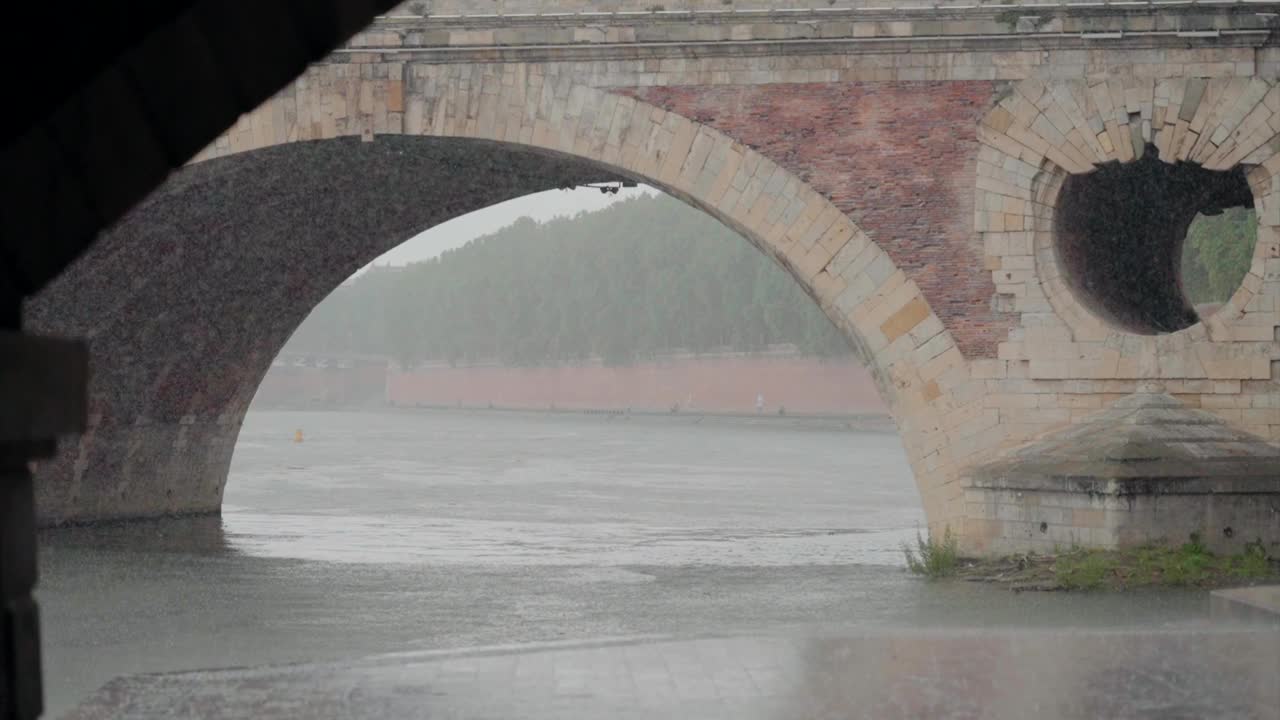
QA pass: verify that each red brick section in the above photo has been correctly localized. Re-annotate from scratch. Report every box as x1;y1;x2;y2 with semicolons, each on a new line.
617;82;1013;358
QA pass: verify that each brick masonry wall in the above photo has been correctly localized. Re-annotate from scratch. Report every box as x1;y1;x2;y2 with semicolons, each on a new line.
620;82;1013;357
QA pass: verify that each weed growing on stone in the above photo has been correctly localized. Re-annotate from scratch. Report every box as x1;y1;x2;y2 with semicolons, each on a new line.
1054;549;1112;590
1052;535;1279;591
903;527;960;579
1227;540;1273;580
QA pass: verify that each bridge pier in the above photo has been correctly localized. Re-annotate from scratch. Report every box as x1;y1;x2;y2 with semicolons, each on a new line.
963;386;1280;556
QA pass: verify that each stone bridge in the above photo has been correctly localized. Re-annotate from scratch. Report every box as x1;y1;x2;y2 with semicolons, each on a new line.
27;1;1280;555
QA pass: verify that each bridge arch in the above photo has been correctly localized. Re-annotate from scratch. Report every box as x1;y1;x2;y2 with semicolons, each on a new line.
28;65;970;534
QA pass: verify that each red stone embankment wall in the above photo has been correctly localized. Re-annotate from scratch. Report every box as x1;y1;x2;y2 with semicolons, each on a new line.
253;364;389;408
388;356;885;415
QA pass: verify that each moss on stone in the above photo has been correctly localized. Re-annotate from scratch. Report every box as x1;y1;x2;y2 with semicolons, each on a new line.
949;538;1279;592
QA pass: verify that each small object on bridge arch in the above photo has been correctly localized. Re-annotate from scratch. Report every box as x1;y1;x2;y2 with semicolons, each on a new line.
294;429;304;444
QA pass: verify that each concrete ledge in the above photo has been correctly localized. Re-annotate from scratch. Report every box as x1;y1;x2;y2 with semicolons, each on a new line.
961;392;1280;555
1211;585;1280;624
963;480;1280;555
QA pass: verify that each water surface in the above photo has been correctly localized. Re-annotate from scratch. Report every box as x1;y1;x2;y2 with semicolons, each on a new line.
41;410;1214;716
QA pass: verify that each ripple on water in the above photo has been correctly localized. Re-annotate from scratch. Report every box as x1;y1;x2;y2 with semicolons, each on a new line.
221;511;918;568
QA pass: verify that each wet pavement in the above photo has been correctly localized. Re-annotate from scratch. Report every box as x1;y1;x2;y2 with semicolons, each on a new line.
65;629;1280;719
36;410;1255;717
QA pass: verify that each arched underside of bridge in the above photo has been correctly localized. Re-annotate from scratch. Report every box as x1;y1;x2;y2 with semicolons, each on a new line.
27;131;958;529
26;71;970;534
25;137;626;524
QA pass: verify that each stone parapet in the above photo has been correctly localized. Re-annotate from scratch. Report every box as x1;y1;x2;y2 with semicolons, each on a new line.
346;3;1280;60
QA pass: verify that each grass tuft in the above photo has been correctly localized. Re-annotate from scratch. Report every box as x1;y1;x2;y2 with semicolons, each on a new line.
1051;534;1278;590
903;527;960;579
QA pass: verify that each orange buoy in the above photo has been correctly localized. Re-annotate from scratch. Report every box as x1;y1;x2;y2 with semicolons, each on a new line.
294;429;304;444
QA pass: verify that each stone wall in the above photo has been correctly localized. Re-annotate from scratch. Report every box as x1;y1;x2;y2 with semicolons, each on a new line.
967;477;1280;556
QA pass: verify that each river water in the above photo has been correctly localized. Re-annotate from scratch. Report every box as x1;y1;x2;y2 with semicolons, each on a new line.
39;410;1216;716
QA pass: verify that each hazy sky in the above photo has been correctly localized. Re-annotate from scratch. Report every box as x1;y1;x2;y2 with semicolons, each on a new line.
356;184;658;275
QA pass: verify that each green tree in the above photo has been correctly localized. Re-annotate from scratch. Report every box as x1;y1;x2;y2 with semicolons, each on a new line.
1182;207;1257;306
284;193;854;366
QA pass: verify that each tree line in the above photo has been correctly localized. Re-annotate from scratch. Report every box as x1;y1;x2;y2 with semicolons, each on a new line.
285;194;1257;368
285;193;853;368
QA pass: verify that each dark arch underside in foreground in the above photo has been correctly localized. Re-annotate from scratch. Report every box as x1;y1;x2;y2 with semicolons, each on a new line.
27;136;621;526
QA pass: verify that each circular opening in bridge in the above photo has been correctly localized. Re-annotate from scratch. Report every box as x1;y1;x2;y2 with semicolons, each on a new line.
1054;149;1255;334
